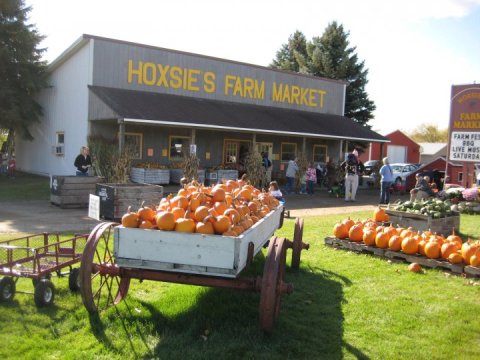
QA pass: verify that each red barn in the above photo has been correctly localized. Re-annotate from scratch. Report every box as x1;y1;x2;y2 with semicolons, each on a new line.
360;130;420;164
409;157;463;190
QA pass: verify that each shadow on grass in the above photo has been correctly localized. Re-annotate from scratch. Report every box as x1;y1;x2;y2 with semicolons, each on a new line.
88;261;370;359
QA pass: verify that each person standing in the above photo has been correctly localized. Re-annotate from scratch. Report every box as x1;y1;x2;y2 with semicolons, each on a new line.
306;162;317;195
74;146;92;176
341;152;359;202
379;157;394;204
285;157;298;194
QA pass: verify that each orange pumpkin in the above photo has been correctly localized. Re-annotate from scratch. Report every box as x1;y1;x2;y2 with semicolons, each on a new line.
139;220;154;229
333;223;349;239
388;235;403;251
441;242;458;260
470;255;480;267
195;221;215;234
448;252;463;264
348;224;364;242
174;217;196;233
137;204;156;222
342;217;355;232
373;207;387;222
401;237;418;255
424;241;441;259
362;228;377;246
408;263;422;273
375;232;389;248
446;229;462;248
461;241;479;265
417;239;428;256
122;207;139;228
155;211;176;231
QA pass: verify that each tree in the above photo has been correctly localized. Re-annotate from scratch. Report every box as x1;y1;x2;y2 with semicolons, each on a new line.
407;123;448;143
271;22;376;128
0;0;47;155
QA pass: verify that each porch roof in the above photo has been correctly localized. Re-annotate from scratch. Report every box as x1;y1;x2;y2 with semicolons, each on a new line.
89;86;388;142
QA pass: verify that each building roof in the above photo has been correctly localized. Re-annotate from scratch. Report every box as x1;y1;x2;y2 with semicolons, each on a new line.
89;86;389;142
418;142;448;155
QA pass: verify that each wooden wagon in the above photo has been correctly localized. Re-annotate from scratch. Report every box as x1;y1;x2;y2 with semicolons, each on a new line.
79;206;309;333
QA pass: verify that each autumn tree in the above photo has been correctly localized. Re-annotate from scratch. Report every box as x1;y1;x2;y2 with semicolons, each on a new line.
407;123;448;143
0;0;47;155
270;22;376;128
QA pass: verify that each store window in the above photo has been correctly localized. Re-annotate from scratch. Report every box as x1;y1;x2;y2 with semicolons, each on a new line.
169;136;190;160
125;132;143;159
223;139;251;169
256;142;273;159
56;132;64;145
458;172;463;182
281;143;297;161
313;145;327;163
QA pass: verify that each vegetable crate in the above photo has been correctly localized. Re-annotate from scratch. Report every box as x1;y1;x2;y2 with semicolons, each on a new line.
79;206;310;333
0;233;88;306
385;209;460;236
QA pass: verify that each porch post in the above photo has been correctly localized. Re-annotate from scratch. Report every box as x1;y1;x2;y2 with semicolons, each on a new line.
118;118;125;153
302;137;306;153
191;128;196;145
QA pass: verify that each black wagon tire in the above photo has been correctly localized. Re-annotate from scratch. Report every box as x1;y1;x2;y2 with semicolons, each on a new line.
0;277;16;302
34;279;55;307
68;268;81;292
32;273;52;287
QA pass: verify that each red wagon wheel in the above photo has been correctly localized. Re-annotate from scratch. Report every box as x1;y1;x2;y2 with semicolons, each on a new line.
259;236;293;333
291;218;309;270
80;222;130;314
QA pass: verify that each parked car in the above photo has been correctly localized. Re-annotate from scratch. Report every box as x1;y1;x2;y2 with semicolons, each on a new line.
363;160;380;175
391;163;420;182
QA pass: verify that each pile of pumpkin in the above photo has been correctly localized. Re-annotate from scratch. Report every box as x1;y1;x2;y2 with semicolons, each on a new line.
121;179;280;237
333;207;480;267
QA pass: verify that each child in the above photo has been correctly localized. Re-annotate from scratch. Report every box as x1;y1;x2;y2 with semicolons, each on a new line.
306;162;317;195
299;172;307;194
269;181;285;204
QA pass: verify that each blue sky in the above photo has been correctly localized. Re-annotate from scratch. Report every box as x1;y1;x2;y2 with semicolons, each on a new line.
26;0;480;136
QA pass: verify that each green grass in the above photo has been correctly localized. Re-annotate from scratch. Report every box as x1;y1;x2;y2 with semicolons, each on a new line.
0;213;479;359
0;171;50;201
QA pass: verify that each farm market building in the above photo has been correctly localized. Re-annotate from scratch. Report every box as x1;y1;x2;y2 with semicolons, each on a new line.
16;35;387;178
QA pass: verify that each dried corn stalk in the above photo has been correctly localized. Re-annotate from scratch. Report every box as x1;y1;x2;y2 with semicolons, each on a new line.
244;147;265;188
182;152;200;182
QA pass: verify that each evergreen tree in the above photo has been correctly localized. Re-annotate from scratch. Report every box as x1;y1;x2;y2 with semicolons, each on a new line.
0;0;47;153
271;23;376;128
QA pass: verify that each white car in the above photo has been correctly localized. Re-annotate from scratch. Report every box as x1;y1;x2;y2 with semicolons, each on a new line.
390;163;420;183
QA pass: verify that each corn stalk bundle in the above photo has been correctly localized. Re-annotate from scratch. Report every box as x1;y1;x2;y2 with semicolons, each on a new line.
244;147;264;188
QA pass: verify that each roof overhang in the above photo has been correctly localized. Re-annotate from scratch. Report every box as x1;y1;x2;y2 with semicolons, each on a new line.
89;86;389;143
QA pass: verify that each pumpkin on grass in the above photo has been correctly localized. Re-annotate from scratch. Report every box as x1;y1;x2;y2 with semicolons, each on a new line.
408;263;422;273
333;223;349;239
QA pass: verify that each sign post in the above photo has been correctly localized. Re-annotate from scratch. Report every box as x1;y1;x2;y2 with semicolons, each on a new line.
447;84;480;187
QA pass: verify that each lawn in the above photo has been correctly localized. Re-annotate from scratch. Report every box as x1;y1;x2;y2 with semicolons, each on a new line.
0;171;50;201
0;211;479;360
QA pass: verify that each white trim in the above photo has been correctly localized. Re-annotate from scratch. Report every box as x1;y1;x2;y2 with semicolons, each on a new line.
123;118;389;143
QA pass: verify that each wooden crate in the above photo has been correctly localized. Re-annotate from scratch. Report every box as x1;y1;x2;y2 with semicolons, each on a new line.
50;176;104;208
130;168;170;184
95;183;164;221
114;205;283;277
385;209;459;236
169;169;205;184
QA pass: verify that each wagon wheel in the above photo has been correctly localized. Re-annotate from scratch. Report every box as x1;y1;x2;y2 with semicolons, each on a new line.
291;218;309;270
0;277;16;302
259;236;293;333
80;222;131;314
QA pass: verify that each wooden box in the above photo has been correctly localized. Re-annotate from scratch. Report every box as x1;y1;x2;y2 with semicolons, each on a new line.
130;167;170;184
114;205;283;277
385;209;460;236
50;176;104;208
95;183;164;221
169;169;205;184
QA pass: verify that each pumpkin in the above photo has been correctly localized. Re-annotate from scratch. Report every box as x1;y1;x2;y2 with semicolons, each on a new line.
139;220;154;229
333;223;349;239
417;239;428;256
461;241;479;265
424;241;441;259
342;217;355;232
194;206;210;222
446;229;462;248
171;207;186;220
348;224;364;242
362;228;377;246
137;203;156;222
388;235;403;251
441;242;458;260
195;221;215;234
383;224;398;239
373;207;387;222
209;215;231;234
122;207;139;228
375;232;389;248
470;255;480;267
448;252;463;264
401;237;418;255
408;263;422;273
170;195;189;210
155;211;176;231
174;217;196;233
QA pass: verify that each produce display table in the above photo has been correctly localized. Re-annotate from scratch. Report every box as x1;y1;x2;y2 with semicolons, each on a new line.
169;169;205;184
385;209;459;236
50;175;104;208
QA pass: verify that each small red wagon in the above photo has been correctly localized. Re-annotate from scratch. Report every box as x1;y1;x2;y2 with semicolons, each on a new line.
79;206;309;333
0;233;88;306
